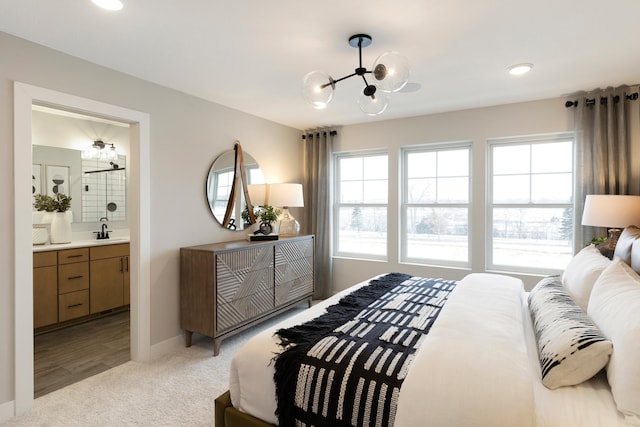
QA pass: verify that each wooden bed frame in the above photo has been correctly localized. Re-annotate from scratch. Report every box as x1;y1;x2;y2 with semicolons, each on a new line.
215;390;275;427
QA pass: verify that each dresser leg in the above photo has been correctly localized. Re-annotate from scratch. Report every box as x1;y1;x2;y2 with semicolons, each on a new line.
307;297;312;308
185;330;193;347
213;339;220;357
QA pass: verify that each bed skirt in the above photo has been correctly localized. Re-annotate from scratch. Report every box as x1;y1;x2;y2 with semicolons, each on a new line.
215;390;275;427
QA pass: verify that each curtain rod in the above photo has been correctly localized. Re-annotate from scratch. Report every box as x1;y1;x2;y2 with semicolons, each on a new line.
565;92;639;108
301;130;338;140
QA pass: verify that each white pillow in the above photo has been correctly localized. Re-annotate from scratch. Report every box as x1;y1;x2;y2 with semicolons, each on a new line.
561;244;611;311
588;258;640;426
528;276;612;390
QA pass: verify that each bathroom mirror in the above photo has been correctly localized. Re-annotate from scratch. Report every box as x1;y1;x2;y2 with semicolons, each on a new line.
33;144;127;223
206;146;264;231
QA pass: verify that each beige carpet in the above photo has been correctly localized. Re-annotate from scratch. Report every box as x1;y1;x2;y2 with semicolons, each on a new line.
4;306;306;427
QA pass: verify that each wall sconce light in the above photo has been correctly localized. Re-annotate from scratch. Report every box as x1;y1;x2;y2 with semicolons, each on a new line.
581;194;640;258
81;140;118;161
266;183;304;236
302;34;410;116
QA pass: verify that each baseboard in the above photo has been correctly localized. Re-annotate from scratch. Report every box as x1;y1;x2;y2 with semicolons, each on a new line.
0;399;15;423
149;333;184;360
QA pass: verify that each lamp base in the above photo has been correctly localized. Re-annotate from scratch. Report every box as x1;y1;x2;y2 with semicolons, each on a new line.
278;208;300;236
595;228;622;259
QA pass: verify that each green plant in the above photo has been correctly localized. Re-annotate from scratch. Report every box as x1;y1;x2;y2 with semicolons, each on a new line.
33;193;72;212
241;205;260;225
33;194;55;212
257;205;281;224
589;236;607;246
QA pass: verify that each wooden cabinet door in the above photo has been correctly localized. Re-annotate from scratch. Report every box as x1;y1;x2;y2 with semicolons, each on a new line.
90;257;124;313
123;256;130;305
34;265;58;328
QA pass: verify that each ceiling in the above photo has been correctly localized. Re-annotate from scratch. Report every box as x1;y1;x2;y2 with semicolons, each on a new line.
1;0;640;130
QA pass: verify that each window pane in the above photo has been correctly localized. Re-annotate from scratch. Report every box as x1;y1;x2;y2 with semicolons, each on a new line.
339;157;363;181
363;156;388;180
407;178;436;203
493;175;530;203
438;149;469;177
407;152;436;178
337;207;387;256
363;180;388;203
531;173;573;203
493;145;530;175
531;141;572;173
437;177;468;203
406;207;468;262
492;208;573;269
340;181;362;203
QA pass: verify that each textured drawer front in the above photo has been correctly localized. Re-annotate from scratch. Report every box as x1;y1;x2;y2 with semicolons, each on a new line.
58;290;90;322
275;238;314;305
58;262;90;294
90;243;129;260
58;247;89;264
216;289;275;333
33;251;57;268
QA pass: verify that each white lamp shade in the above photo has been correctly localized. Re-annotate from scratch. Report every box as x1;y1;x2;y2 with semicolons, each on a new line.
247;184;267;206
582;195;640;228
267;183;304;208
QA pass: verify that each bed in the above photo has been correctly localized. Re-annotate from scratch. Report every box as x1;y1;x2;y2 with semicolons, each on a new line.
215;226;640;427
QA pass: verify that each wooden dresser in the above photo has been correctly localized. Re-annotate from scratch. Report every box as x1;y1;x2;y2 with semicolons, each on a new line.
180;235;314;356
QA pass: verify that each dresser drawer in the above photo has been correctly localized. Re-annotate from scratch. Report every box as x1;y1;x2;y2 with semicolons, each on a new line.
33;251;57;268
58;290;90;322
58;262;90;294
58;247;89;264
90;243;129;260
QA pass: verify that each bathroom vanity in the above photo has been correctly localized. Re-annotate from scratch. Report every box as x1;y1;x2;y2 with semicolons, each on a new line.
33;240;130;330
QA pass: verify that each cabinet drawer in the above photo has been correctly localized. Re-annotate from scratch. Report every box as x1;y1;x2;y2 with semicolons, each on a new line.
58;248;89;264
217;288;275;333
58;262;90;294
58;290;89;322
90;243;129;260
33;251;57;268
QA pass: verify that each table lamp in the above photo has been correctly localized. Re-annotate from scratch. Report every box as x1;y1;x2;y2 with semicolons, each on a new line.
581;194;640;258
268;183;304;236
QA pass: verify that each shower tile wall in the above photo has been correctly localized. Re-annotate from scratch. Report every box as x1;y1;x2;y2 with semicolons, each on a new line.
81;155;127;222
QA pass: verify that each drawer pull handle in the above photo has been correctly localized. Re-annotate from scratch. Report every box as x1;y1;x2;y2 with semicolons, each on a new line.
67;303;83;308
68;275;83;280
67;254;84;258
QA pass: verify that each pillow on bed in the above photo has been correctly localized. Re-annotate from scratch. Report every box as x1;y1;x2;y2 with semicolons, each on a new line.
612;225;640;265
529;276;612;390
561;244;611;311
588;258;640;425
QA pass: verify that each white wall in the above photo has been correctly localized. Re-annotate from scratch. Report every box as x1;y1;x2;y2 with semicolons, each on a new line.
0;31;303;414
332;98;640;293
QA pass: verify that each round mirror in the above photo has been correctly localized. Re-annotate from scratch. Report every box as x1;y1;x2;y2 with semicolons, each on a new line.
206;148;264;231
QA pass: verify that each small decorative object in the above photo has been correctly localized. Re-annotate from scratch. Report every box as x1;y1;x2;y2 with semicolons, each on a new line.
247;205;280;241
35;193;73;244
32;226;48;245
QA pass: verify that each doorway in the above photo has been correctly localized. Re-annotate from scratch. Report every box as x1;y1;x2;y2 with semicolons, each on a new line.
13;82;151;416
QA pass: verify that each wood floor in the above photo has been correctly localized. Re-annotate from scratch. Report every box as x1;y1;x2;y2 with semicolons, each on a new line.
34;310;130;398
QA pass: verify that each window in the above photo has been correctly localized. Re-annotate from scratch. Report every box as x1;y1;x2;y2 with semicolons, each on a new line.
488;134;574;272
401;144;471;266
334;152;388;258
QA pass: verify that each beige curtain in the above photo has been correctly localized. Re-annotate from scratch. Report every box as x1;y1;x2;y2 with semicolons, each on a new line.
573;85;637;251
303;130;335;299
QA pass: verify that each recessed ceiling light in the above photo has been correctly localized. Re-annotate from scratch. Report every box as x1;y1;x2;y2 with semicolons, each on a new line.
91;0;123;11
507;63;533;76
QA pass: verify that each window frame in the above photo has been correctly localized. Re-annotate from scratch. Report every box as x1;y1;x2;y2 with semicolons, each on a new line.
400;141;472;268
486;132;575;274
332;149;389;260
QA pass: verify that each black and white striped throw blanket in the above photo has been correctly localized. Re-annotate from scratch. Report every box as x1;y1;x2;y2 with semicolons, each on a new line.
273;273;457;427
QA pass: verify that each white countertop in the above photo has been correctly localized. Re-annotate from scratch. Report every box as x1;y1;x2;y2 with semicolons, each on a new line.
33;237;130;252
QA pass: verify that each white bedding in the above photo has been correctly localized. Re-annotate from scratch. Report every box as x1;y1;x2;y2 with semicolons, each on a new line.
229;273;627;426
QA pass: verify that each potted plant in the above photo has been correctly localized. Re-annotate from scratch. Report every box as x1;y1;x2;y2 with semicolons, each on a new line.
34;193;73;244
257;205;281;225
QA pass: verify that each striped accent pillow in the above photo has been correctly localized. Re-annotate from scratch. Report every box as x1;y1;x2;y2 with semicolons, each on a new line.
529;276;612;390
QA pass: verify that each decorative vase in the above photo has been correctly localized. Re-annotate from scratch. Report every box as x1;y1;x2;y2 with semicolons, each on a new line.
41;211;55;224
32;226;48;245
50;212;72;244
